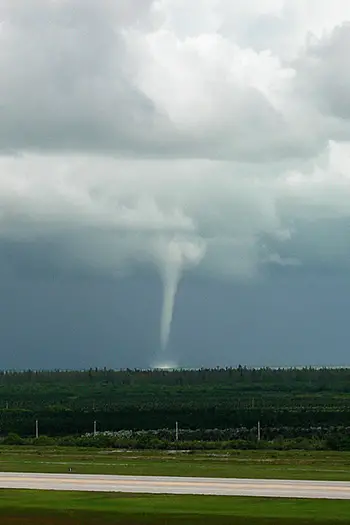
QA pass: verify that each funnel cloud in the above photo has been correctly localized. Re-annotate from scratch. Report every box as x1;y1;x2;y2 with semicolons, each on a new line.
158;237;206;352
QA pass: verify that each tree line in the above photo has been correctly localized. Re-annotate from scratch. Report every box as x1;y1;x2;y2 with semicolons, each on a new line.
1;367;350;448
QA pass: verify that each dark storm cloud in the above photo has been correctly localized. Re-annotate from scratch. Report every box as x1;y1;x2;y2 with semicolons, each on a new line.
1;1;350;368
1;269;350;369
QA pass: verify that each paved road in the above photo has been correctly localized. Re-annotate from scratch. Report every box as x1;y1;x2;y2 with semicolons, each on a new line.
1;472;350;499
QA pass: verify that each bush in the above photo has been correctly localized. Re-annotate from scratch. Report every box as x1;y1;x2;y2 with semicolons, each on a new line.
32;435;55;446
3;433;23;445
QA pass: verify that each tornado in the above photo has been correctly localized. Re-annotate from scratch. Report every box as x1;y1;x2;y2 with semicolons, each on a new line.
160;264;181;352
158;236;206;353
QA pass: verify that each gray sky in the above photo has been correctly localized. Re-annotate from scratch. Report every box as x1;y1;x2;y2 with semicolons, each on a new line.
1;1;350;369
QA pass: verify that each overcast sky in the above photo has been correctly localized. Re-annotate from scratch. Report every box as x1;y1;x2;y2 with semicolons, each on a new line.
1;0;350;369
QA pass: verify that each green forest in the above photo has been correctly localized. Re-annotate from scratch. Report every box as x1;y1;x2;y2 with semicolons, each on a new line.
1;367;350;449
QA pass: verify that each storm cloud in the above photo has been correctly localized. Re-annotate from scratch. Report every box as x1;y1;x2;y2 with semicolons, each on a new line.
1;0;350;368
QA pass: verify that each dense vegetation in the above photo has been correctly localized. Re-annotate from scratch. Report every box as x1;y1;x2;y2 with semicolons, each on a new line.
1;367;350;449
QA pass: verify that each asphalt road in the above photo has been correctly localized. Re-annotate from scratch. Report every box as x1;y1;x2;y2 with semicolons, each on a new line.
1;472;350;499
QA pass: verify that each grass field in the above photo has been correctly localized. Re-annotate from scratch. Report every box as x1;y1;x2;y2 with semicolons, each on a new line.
1;490;350;525
1;448;350;524
1;447;350;481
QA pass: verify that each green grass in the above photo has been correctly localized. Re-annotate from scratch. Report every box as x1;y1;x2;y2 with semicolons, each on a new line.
1;448;350;524
1;490;350;524
1;447;350;481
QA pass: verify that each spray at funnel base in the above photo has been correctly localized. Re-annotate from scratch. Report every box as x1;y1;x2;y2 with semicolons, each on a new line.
151;360;178;370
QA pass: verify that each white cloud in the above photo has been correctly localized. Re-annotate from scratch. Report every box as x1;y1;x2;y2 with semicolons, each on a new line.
294;23;350;125
0;0;350;282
